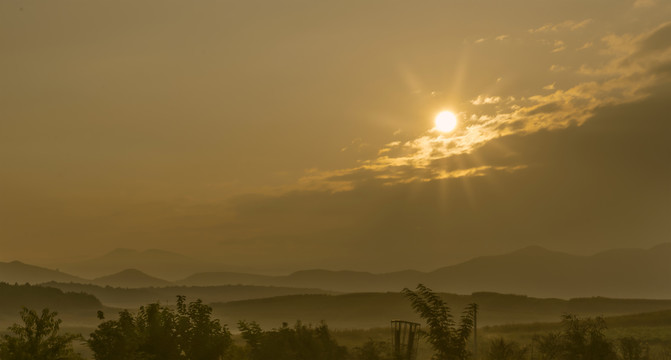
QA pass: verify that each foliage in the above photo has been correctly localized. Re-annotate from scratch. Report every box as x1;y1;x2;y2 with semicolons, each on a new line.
0;307;83;360
237;320;347;360
486;338;527;360
401;284;476;360
618;337;649;360
350;339;392;360
88;296;231;360
534;314;617;360
176;296;232;360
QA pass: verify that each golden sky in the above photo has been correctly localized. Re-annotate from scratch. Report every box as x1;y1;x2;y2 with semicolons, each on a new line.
1;0;670;272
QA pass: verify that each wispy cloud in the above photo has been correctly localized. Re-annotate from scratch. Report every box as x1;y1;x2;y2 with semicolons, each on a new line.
529;19;593;33
471;95;502;105
552;40;567;53
578;42;594;50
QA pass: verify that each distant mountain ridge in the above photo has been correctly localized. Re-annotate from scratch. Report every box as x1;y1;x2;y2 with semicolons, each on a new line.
180;243;671;298
3;243;670;298
58;248;208;279
92;268;174;288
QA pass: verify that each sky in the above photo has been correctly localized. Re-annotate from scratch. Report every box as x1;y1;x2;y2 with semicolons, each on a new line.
1;0;670;273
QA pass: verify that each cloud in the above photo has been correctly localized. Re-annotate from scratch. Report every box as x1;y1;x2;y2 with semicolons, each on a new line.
578;42;594;50
552;40;567;53
471;95;502;105
581;22;671;76
529;19;593;33
289;20;671;195
495;35;509;41
633;0;656;8
210;84;671;271
634;22;671;57
340;138;368;153
550;64;567;72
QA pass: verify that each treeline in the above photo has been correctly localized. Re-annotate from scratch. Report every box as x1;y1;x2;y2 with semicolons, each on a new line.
0;282;101;311
0;297;370;360
0;284;668;360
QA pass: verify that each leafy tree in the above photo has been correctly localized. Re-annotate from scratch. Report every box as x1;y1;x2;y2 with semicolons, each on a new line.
87;310;143;360
0;307;83;360
351;339;392;360
88;296;232;360
401;284;476;360
535;314;617;360
134;303;181;360
617;337;649;360
175;296;232;360
486;338;527;360
238;320;347;360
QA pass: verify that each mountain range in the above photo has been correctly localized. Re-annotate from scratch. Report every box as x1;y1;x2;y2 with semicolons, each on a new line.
54;248;240;280
2;243;670;299
180;243;671;298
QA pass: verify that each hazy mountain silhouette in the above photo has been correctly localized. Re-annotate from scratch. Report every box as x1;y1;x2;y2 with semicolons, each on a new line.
176;271;272;286
59;248;202;279
181;243;671;298
92;268;174;288
422;243;671;298
0;261;87;284
57;248;251;280
4;244;670;298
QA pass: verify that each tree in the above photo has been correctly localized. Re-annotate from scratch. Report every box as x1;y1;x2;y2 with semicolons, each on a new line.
351;339;392;360
534;314;617;360
0;307;82;360
617;337;649;360
486;338;527;360
88;296;232;360
175;296;232;360
238;320;347;360
87;309;143;360
401;284;476;360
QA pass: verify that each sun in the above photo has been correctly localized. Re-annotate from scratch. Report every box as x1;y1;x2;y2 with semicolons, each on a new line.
434;111;458;133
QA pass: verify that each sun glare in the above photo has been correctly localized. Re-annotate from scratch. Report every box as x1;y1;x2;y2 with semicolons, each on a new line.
434;111;458;133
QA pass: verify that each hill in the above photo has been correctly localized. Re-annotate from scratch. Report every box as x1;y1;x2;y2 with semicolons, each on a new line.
176;272;273;286
0;282;102;312
0;282;109;330
58;248;207;280
6;243;671;297
209;291;671;330
92;268;174;288
182;243;671;298
423;243;671;298
0;261;87;284
44;282;335;308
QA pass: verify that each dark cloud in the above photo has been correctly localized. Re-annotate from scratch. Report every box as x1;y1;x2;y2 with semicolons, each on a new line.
637;22;671;56
211;83;671;271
